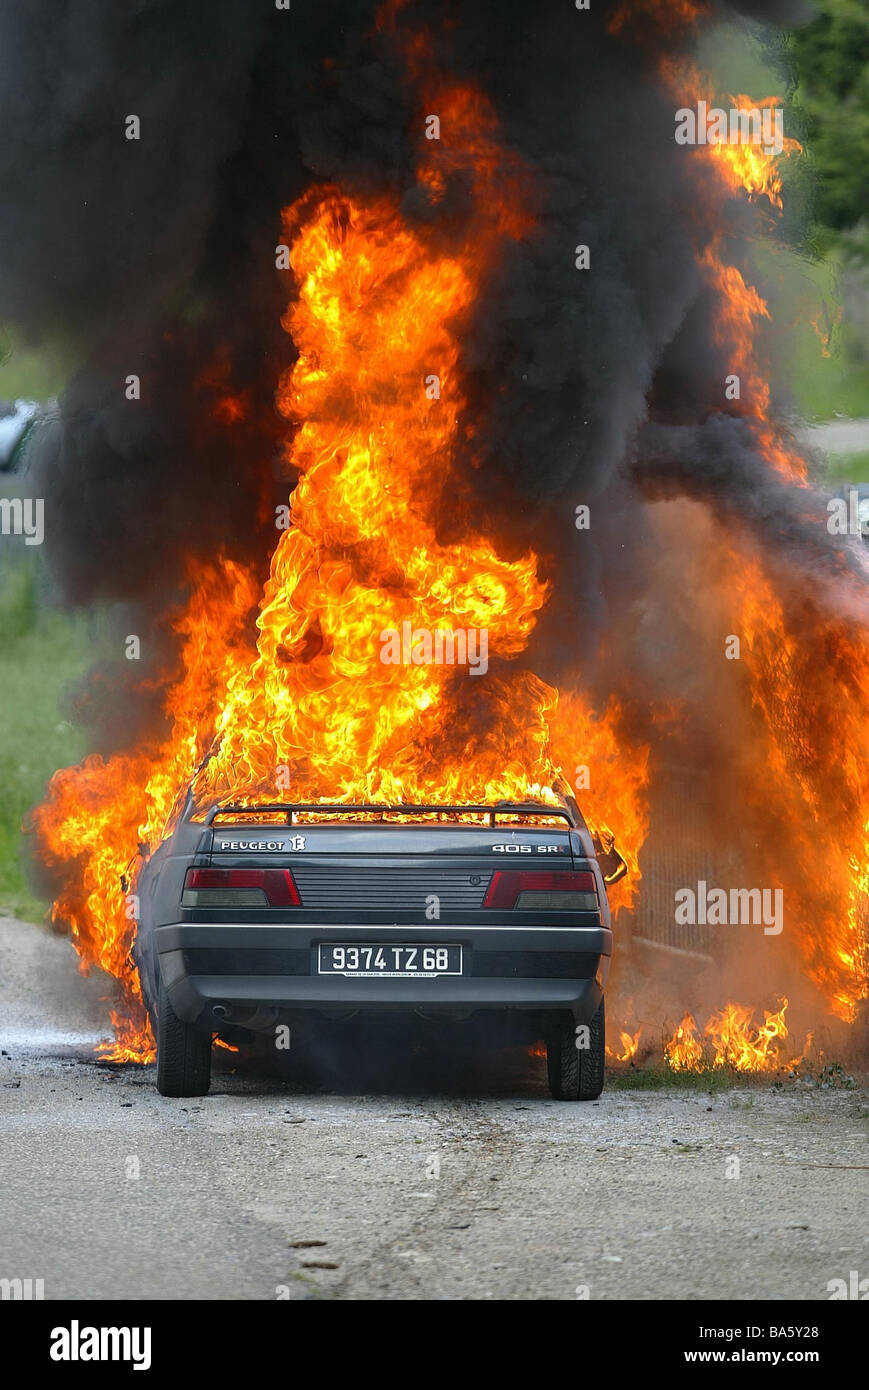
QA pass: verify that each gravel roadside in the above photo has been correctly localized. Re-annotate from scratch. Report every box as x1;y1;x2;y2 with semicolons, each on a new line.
1;914;866;1301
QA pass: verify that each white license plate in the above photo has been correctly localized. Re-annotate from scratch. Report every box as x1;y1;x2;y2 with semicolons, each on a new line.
317;943;463;978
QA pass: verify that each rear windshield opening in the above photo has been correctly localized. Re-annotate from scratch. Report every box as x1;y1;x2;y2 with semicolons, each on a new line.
203;804;572;829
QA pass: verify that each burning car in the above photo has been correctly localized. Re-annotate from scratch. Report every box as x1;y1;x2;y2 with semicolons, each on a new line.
133;793;626;1101
34;9;862;1098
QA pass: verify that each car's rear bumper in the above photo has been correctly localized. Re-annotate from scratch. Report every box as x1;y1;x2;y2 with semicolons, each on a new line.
154;921;611;1027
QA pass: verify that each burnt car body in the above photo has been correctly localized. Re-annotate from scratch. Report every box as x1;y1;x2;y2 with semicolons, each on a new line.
134;796;625;1100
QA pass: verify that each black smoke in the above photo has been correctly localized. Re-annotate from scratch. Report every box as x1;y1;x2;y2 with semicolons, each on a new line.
0;0;823;749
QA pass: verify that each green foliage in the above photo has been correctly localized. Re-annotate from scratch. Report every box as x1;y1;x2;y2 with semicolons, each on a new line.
0;562;90;921
0;559;37;644
0;329;70;402
608;1057;856;1091
791;0;869;246
607;1064;735;1092
697;20;867;422
827;450;869;480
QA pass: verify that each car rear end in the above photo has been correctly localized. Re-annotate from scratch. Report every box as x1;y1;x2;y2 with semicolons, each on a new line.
141;801;615;1099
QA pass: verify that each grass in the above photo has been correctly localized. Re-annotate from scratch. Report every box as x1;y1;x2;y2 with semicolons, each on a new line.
0;555;91;920
0;328;70;402
607;1064;739;1092
827;451;869;482
793;349;869;426
608;1058;859;1091
749;241;869;425
787;303;869;424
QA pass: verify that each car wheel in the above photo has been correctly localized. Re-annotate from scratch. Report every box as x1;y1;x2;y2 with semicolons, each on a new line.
155;972;212;1097
546;999;605;1102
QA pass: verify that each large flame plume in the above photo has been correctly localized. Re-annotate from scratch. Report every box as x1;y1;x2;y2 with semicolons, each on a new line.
34;75;642;1061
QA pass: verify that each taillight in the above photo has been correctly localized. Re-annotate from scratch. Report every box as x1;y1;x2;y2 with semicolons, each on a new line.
181;867;300;908
483;870;599;911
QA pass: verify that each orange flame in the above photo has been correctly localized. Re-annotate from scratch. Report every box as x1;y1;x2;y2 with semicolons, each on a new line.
547;692;650;914
656;61;807;482
32;74;651;1059
33;559;261;1059
736;557;869;1021
624;23;862;1058
608;0;709;40
708;95;802;210
194;148;553;810
666;999;793;1072
606;1029;641;1063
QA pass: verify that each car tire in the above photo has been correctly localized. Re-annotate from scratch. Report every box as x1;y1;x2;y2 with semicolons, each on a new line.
155;972;212;1098
546;999;605;1102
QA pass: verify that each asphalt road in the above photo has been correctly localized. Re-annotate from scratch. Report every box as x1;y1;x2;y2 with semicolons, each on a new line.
1;915;867;1301
797;417;869;457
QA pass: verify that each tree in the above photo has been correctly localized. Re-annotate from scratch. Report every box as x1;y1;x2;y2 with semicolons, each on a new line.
791;0;869;248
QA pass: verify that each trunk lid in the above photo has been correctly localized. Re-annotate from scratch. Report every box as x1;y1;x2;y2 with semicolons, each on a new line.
205;810;578;914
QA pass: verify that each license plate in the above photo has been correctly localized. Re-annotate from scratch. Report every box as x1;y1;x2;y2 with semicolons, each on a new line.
317;943;463;978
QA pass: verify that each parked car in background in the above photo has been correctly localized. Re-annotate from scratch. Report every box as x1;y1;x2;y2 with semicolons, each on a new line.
0;399;39;472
